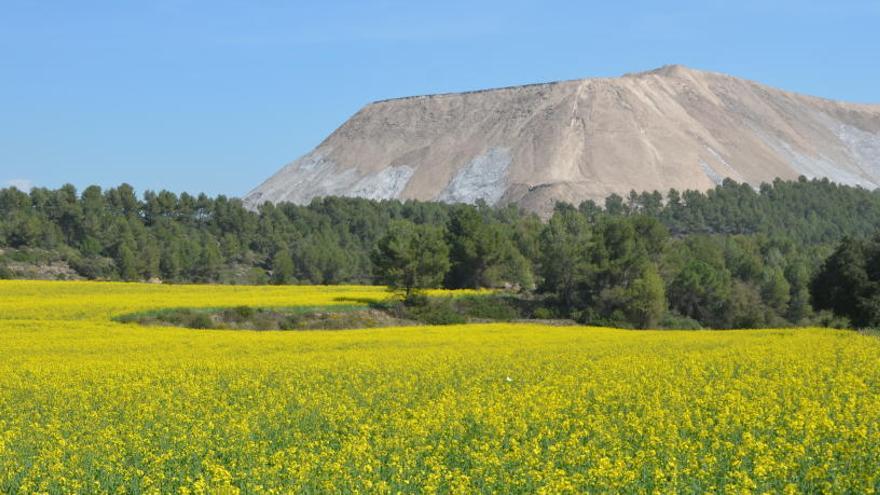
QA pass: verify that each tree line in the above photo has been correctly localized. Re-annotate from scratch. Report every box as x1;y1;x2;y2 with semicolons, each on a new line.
2;177;879;328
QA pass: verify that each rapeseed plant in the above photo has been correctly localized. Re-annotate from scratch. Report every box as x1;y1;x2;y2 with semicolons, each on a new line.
1;281;879;493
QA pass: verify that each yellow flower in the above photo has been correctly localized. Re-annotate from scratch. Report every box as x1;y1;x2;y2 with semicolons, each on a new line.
1;280;879;493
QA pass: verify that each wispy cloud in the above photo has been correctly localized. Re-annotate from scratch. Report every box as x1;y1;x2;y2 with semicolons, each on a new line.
4;178;34;191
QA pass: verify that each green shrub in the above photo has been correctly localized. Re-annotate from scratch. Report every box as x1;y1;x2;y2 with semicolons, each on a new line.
251;314;276;330
222;305;256;322
69;256;117;280
408;299;466;325
279;314;303;330
456;296;519;320
532;307;554;319
658;312;703;330
155;308;196;326
810;310;851;330
403;293;430;307
247;268;270;285
188;313;215;329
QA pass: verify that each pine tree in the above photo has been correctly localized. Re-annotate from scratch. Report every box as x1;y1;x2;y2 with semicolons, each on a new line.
195;236;222;282
761;267;791;314
116;244;139;281
624;263;667;329
271;248;296;285
372;220;450;299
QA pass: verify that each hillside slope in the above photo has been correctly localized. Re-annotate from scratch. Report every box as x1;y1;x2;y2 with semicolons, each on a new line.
245;65;880;214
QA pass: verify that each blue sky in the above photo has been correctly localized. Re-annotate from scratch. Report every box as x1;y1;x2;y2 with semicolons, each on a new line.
1;0;878;197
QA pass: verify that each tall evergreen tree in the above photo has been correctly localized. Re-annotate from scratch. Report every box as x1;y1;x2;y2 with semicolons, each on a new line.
372;220;450;299
271;248;296;285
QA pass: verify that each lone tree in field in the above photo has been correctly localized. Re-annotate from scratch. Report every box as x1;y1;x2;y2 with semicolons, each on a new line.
372;220;450;300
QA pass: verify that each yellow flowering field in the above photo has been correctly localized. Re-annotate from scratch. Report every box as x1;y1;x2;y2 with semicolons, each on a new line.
1;281;880;493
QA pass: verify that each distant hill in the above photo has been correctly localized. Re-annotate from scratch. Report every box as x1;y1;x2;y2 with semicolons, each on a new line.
247;65;880;215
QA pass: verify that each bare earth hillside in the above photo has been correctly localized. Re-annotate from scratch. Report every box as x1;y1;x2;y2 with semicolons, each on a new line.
245;65;880;215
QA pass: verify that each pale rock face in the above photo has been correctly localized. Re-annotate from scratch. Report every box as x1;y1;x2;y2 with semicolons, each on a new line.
349;166;415;201
438;148;511;205
699;160;725;186
245;65;880;216
836;123;880;178
244;153;357;206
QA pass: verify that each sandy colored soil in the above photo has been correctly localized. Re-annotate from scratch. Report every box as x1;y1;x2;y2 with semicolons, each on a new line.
246;65;880;216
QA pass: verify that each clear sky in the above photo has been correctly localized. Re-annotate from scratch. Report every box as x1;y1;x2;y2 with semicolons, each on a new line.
2;0;878;197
